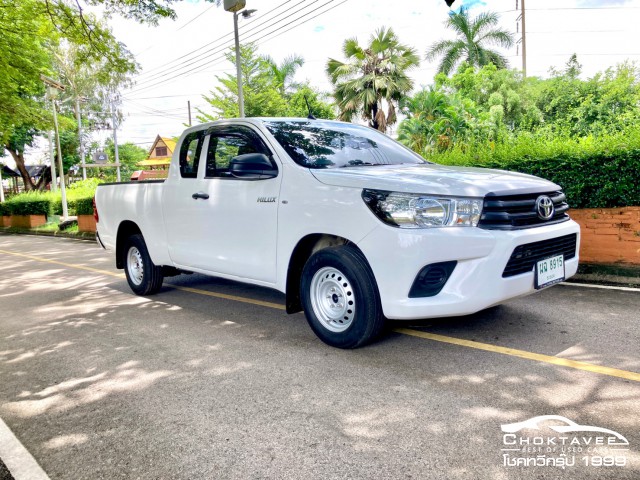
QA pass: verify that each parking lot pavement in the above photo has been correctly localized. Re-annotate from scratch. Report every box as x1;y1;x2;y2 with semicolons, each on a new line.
0;233;639;479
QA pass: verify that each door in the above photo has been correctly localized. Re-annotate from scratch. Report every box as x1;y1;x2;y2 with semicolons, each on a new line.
164;124;282;283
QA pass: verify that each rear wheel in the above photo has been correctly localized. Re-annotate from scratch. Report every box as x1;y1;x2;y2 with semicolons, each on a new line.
301;245;385;349
124;234;164;295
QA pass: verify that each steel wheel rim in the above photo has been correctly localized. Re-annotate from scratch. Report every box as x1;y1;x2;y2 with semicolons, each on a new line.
127;246;144;286
309;267;355;333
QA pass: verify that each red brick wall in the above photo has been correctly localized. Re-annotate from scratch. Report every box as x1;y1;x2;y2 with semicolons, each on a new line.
570;207;640;264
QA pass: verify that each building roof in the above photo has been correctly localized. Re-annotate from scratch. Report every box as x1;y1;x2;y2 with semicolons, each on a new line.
160;137;177;153
138;158;171;167
140;135;176;168
26;165;47;177
1;165;20;177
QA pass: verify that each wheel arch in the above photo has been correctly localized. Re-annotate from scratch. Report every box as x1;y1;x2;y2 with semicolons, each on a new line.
285;234;369;314
115;221;142;269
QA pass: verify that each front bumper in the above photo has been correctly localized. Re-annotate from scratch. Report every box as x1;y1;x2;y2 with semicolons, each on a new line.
357;220;581;320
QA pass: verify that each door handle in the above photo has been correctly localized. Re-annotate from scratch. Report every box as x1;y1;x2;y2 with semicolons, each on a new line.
192;192;209;200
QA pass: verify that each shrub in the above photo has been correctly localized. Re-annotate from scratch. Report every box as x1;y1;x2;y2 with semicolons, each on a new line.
50;179;102;215
427;128;640;208
75;196;95;215
0;202;10;216
5;192;53;216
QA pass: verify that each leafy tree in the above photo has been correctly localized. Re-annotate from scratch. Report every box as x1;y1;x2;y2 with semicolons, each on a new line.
44;0;221;26
197;44;334;122
105;139;148;179
439;64;543;131
326;27;419;132
0;0;137;190
263;54;305;96
538;60;640;136
426;8;514;75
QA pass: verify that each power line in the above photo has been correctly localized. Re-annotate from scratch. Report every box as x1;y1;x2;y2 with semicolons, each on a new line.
132;3;218;57
133;0;298;82
131;0;321;88
128;0;346;95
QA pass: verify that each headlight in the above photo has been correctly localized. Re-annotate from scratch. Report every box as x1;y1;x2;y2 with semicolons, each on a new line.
362;189;483;228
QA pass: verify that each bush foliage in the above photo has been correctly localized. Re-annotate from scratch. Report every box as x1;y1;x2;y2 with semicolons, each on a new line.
399;60;640;208
427;127;640;208
4;192;52;216
2;178;100;219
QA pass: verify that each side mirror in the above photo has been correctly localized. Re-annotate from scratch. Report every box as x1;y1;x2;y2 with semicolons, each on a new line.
229;153;278;179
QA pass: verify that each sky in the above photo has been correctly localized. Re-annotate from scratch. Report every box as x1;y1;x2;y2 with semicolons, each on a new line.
5;0;640;167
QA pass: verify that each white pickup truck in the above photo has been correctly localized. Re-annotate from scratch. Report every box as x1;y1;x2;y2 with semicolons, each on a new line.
95;118;580;348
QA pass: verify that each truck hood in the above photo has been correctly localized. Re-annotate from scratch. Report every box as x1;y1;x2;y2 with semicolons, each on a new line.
310;163;561;197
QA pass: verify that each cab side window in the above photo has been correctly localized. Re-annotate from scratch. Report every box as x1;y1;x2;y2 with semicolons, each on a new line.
205;126;273;178
179;131;203;178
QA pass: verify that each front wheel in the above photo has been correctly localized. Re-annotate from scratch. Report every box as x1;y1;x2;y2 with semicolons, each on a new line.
124;234;164;295
300;245;385;349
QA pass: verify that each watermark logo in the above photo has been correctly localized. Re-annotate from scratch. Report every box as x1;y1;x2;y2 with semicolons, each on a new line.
501;415;629;469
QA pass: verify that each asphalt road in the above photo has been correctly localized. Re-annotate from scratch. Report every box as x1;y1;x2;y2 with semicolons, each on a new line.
0;233;639;480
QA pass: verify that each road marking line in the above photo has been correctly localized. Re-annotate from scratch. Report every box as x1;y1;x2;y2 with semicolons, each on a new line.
2;247;639;382
0;417;51;480
561;282;640;293
0;249;283;310
0;249;125;279
172;286;286;310
393;328;640;382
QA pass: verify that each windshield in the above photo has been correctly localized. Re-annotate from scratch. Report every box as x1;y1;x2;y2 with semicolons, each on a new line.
263;120;426;169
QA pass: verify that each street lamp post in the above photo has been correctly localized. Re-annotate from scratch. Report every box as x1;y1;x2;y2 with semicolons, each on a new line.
41;74;69;219
233;11;245;118
76;97;87;180
51;90;69;219
225;0;256;118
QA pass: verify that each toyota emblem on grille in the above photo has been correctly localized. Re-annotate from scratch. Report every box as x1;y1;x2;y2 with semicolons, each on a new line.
536;195;555;220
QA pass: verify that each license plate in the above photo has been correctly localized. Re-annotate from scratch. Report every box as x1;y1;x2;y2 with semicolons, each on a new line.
535;254;565;289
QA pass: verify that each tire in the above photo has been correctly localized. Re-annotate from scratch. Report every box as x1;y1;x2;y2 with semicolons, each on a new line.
300;245;385;349
123;234;164;296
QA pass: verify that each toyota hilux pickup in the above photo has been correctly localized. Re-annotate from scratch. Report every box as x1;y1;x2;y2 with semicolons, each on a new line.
95;118;580;348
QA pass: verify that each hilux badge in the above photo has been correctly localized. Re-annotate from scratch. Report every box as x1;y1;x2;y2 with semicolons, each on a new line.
257;197;276;203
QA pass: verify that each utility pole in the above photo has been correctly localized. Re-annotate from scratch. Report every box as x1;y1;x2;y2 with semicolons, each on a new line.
76;97;87;180
48;130;57;192
111;95;122;182
517;0;527;77
188;100;192;127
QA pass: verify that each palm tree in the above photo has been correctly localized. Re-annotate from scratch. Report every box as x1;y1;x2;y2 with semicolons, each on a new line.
426;8;514;75
326;27;419;132
263;54;305;96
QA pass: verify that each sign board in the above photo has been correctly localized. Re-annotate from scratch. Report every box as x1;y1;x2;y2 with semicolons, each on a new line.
93;151;108;164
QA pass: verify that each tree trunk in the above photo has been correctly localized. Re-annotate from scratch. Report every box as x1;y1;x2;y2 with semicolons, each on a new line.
35;167;52;190
371;103;379;130
5;146;36;191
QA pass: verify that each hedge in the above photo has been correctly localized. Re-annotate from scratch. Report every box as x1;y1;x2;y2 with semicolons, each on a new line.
427;129;640;209
468;152;640;209
75;196;95;215
4;193;52;216
0;202;10;216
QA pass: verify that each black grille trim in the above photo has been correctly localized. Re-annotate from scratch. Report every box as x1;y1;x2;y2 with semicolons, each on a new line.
479;191;570;230
503;234;577;278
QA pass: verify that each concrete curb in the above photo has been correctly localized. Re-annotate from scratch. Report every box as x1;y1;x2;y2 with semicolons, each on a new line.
0;228;95;242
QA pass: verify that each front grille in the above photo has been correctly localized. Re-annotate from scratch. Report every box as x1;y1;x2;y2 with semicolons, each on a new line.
479;191;570;230
503;234;577;278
